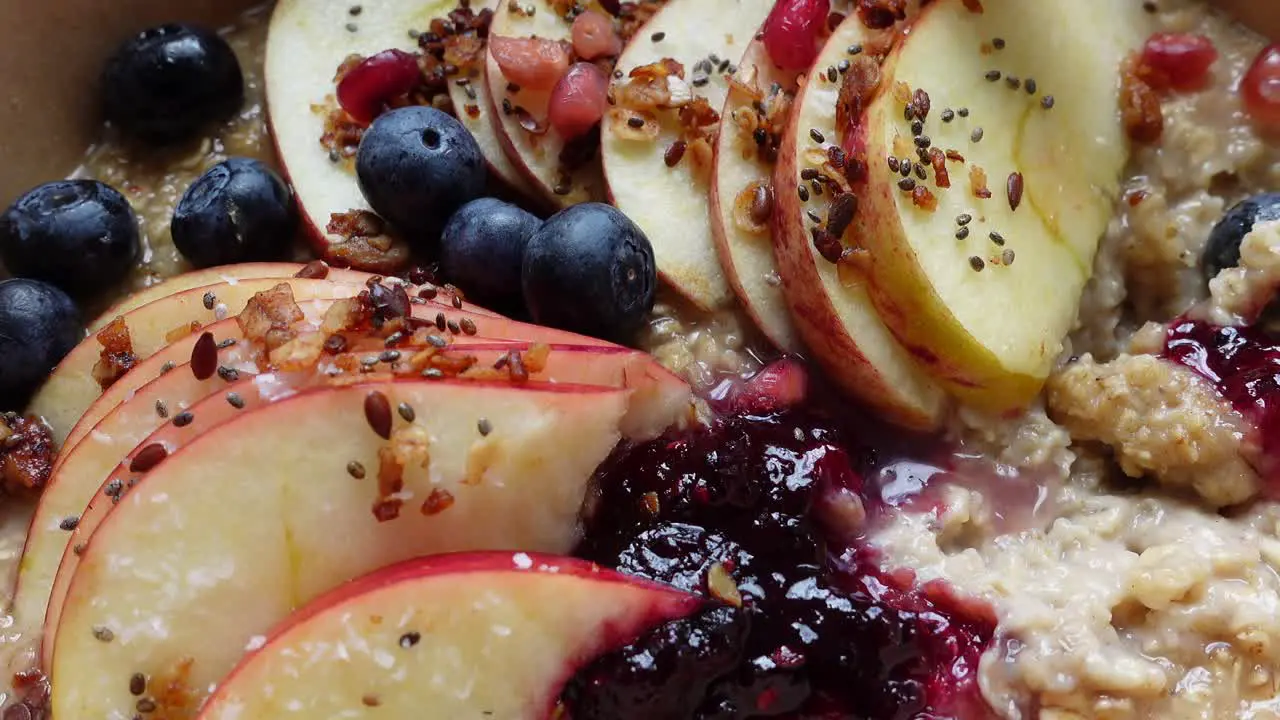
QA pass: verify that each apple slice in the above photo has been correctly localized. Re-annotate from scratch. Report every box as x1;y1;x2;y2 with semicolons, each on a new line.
485;0;607;208
772;14;946;430
266;0;533;259
49;379;644;719
12;331;264;641
850;0;1148;411
600;0;772;311
196;553;702;720
28;278;366;443
711;38;801;352
88;262;371;331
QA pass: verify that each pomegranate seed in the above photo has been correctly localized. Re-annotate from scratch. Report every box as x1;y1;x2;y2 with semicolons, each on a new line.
488;35;571;91
548;62;609;140
1137;32;1217;92
571;10;621;61
336;49;421;125
761;0;831;71
1243;44;1280;131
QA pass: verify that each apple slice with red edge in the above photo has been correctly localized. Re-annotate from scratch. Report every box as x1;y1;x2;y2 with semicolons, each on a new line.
39;340;688;668
485;0;607;208
711;37;802;351
266;0;533;262
28;277;367;443
601;0;774;311
13;328;264;643
49;379;651;719
848;0;1147;411
196;552;704;720
771;12;947;430
87;262;372;331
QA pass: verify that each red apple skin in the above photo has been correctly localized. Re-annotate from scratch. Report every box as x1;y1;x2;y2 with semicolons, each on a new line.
768;14;946;431
198;552;705;719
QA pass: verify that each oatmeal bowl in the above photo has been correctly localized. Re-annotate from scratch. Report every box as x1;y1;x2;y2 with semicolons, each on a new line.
0;0;1278;717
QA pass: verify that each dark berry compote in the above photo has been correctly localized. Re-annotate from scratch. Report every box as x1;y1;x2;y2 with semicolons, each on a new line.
1163;317;1280;484
561;361;998;720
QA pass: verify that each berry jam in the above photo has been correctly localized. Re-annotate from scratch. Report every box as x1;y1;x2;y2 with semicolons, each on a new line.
1163;318;1280;484
564;393;996;719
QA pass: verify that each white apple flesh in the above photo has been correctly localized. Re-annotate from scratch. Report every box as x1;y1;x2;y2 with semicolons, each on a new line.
49;378;652;719
771;14;947;430
710;38;801;352
601;0;774;312
851;0;1149;411
196;553;704;720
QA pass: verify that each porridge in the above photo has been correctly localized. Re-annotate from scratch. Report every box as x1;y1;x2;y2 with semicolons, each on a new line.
0;0;1278;718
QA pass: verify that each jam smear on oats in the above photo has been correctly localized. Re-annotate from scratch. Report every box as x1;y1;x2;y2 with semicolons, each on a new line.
566;366;995;719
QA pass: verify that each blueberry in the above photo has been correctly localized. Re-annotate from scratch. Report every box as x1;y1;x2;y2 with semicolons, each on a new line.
440;198;541;311
0;180;140;297
102;24;244;144
522;203;655;341
1204;192;1280;281
172;158;298;268
0;279;83;407
355;106;486;245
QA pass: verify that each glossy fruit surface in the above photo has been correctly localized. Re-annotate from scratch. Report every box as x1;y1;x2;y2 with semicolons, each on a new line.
440;198;541;311
760;0;830;71
1243;44;1280;130
571;11;622;60
567;399;996;718
521;203;655;341
101;24;244;143
548;62;610;140
488;36;571;91
1202;193;1280;281
171;158;298;268
0;279;82;407
355;106;486;245
0;180;139;297
336;49;422;125
1138;33;1217;91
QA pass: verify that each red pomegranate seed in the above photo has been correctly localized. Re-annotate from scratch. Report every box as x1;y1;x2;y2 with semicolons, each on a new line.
336;49;422;125
1137;33;1217;92
761;0;831;72
488;35;571;91
571;10;621;60
1243;44;1280;130
548;62;609;140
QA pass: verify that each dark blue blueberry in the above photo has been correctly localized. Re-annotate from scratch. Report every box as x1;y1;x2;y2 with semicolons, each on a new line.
171;158;298;268
1204;192;1280;281
0;279;83;407
521;203;655;341
0;180;140;297
102;24;244;144
440;198;541;311
355;106;486;246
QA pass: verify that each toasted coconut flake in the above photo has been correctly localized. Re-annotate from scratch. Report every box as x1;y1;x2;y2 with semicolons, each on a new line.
0;415;54;498
420;488;455;516
969;165;992;199
237;284;305;353
836;57;882;134
92;316;137;391
269;332;326;372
